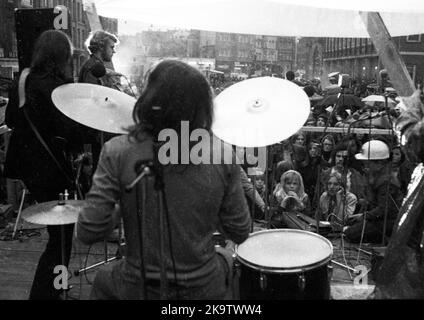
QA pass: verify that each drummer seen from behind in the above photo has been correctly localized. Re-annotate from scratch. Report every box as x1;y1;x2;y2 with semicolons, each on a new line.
76;60;251;300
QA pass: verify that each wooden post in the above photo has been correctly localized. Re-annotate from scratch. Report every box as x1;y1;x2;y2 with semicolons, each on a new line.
359;12;424;298
359;12;416;97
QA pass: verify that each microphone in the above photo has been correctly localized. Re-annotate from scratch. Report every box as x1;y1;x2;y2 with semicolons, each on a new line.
134;160;154;174
125;160;154;193
91;62;106;78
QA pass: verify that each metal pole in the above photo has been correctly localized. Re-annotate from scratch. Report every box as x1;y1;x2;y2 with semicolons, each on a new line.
12;188;26;239
61;224;68;300
331;260;360;274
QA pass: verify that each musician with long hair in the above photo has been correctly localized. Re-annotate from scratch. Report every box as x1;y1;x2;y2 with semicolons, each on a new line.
76;60;251;299
4;30;85;299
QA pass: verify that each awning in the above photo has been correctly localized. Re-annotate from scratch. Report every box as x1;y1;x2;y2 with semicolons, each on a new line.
92;0;424;37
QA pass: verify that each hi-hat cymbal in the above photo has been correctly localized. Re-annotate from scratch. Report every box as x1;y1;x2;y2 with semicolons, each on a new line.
212;77;310;147
52;83;136;134
21;200;87;225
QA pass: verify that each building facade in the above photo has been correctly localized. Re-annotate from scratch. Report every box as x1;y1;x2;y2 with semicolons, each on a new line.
0;0;118;81
322;35;424;85
195;31;295;77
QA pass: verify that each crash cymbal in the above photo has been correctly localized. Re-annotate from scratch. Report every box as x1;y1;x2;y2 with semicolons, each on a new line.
21;200;87;225
52;83;136;134
212;77;310;147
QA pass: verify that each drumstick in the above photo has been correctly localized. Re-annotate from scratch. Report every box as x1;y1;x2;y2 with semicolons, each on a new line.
331;260;360;274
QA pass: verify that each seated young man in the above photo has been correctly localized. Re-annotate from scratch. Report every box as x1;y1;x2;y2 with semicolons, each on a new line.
343;140;403;243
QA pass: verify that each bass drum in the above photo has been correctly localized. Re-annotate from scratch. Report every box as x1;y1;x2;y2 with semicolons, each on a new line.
235;229;333;300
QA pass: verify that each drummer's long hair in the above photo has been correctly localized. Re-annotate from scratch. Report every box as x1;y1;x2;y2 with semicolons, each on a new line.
31;30;73;81
129;59;214;141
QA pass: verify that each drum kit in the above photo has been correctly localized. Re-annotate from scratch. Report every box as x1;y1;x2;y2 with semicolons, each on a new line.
19;76;346;299
212;77;342;300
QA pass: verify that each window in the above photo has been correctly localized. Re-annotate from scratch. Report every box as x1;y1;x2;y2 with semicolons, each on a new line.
407;34;421;42
406;65;416;81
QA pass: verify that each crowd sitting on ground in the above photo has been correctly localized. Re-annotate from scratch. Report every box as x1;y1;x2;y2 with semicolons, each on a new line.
246;129;414;244
217;70;411;244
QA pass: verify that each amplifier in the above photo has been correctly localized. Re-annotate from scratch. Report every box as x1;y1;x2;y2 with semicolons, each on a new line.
15;7;72;72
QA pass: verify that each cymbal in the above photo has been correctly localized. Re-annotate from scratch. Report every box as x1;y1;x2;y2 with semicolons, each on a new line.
212;77;310;147
21;200;86;225
52;83;136;134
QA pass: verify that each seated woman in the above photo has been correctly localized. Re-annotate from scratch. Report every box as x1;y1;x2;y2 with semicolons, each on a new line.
390;145;414;195
273;170;310;214
319;172;357;232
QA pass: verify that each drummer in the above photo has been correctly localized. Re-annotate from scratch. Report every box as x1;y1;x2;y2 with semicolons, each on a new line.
76;60;251;300
4;30;85;300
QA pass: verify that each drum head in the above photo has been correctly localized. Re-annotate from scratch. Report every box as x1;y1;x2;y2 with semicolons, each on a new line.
236;229;333;272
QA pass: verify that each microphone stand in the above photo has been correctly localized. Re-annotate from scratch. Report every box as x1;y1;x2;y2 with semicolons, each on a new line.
125;162;151;299
126;141;169;300
151;141;169;300
381;94;395;246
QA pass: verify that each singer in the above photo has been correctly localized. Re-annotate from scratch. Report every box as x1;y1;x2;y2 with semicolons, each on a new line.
78;30;119;88
76;60;251;300
78;30;120;174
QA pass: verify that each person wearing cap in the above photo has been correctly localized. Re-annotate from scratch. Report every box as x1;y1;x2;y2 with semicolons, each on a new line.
343;140;404;243
316;113;328;127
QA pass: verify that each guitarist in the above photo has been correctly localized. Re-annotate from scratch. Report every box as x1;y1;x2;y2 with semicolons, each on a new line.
78;30;120;173
4;30;85;299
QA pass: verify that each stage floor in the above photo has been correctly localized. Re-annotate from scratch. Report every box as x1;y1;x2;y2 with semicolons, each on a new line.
0;223;376;300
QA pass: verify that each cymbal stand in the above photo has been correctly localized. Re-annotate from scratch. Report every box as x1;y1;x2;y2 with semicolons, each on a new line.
264;146;271;229
61;223;68;300
58;192;69;300
250;175;256;232
12;187;28;239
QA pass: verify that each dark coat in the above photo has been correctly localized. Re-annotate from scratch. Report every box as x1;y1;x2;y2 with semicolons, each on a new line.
366;172;403;223
4;71;85;199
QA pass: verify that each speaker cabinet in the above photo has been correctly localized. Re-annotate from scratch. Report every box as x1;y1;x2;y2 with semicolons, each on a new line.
15;8;72;72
